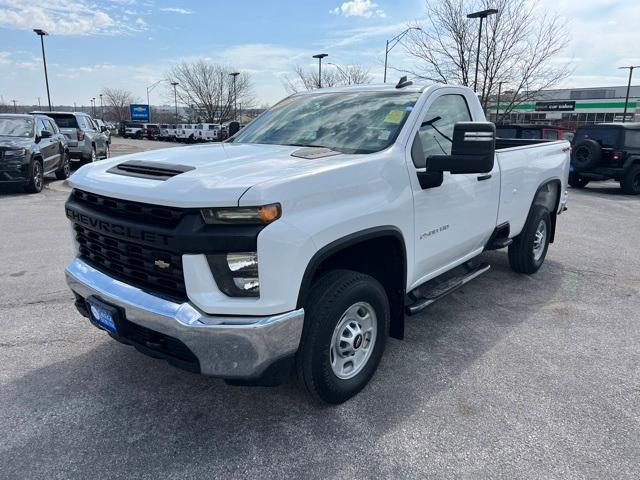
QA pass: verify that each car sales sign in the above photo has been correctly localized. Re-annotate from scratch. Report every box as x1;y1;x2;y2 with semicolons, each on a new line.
130;104;150;121
535;101;576;112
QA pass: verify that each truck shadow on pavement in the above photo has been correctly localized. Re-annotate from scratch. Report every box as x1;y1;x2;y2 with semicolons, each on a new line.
2;250;564;478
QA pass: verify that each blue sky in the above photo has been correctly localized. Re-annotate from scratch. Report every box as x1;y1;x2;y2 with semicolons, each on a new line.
0;0;639;109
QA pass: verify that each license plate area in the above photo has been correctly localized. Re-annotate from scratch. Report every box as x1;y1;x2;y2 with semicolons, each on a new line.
85;296;120;334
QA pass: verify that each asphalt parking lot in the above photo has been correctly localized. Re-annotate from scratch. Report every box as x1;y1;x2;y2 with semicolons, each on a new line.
1;141;639;479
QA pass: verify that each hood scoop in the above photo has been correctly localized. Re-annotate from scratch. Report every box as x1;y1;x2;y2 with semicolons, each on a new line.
107;160;195;181
290;147;341;159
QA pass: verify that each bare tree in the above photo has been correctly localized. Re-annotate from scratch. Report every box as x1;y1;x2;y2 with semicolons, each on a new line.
101;87;138;122
284;63;372;93
401;0;571;116
164;61;254;123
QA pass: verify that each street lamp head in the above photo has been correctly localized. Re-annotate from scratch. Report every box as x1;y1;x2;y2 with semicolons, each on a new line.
171;81;179;87
33;29;48;36
313;53;329;59
230;72;240;77
467;8;498;18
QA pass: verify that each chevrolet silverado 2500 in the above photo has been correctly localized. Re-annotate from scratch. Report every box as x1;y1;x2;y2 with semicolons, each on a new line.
65;82;570;404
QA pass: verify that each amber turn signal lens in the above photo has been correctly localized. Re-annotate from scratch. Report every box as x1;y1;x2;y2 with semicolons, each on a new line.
258;204;281;223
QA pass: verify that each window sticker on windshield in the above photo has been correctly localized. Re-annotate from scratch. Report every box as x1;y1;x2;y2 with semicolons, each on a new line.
384;110;405;124
378;130;391;141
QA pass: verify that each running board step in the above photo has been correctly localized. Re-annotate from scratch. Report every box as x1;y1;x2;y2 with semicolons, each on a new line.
406;262;491;316
489;237;513;249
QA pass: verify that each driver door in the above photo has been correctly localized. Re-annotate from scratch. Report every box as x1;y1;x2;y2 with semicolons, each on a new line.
409;91;500;285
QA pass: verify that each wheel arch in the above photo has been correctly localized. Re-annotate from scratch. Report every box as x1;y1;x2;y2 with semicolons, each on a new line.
296;226;407;340
530;178;562;243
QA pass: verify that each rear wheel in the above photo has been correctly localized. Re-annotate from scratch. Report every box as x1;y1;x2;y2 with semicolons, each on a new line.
508;205;551;274
295;270;389;404
55;151;71;180
620;164;640;195
24;159;44;194
568;173;589;189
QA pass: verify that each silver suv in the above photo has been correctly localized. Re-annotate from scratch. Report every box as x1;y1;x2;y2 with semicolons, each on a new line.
31;111;109;164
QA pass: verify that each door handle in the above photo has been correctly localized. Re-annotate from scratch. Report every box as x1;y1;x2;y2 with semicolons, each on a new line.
477;174;492;181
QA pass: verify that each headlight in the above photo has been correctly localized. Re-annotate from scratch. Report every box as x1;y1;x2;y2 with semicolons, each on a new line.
207;252;259;297
5;148;27;157
201;204;281;224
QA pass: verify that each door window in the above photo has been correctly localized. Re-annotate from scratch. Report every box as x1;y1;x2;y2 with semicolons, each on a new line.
415;94;471;166
37;119;47;135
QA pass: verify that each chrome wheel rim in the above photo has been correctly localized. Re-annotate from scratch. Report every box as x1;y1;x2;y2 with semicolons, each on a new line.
532;220;547;261
91;148;96;162
33;162;43;190
330;302;377;380
63;155;70;176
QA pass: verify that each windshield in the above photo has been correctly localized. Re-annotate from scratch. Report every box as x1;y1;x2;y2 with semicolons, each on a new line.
232;91;420;154
0;117;34;137
574;127;620;148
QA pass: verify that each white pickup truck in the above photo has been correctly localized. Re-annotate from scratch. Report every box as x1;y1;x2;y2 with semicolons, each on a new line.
64;82;570;403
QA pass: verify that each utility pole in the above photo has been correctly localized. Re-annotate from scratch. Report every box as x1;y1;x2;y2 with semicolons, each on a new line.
12;100;17;113
619;66;639;123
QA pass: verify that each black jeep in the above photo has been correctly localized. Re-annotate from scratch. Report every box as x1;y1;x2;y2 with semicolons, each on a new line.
570;123;640;194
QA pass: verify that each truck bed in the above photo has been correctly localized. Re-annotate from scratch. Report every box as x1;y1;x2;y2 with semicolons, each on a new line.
495;139;570;236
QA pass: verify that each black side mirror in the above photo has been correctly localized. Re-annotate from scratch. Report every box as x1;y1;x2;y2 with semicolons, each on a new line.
100;125;108;132
427;122;495;174
39;130;52;139
228;121;240;137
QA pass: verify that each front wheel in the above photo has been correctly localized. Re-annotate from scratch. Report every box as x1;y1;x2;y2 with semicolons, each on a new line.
295;270;389;404
24;159;44;194
508;205;551;274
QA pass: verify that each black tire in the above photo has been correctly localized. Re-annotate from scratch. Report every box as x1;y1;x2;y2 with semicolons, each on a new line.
508;205;551;274
55;151;71;180
568;172;589;189
24;159;44;194
295;269;389;404
571;139;602;171
620;164;640;195
86;145;97;164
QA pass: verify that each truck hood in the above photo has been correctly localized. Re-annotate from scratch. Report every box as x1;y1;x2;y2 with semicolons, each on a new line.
67;143;348;207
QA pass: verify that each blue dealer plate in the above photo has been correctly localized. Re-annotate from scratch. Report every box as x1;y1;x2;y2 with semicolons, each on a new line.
86;298;117;334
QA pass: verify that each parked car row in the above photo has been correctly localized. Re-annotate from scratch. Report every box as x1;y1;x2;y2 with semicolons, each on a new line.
118;121;231;143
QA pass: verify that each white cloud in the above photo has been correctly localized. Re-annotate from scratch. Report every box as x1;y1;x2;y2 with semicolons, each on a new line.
159;7;193;14
0;0;148;35
330;0;385;18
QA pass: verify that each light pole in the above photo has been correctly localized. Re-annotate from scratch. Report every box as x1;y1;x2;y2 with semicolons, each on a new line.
12;100;17;113
619;66;639;123
33;29;52;111
170;82;179;123
38;97;41;108
383;27;421;83
495;81;505;123
99;93;103;119
467;9;498;93
230;72;240;121
91;97;96;116
146;79;164;122
313;53;328;88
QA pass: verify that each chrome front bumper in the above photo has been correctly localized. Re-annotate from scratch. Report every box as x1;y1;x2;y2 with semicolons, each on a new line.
65;258;304;378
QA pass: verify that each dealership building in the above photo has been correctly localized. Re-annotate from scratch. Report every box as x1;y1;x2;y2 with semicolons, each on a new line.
490;85;639;126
